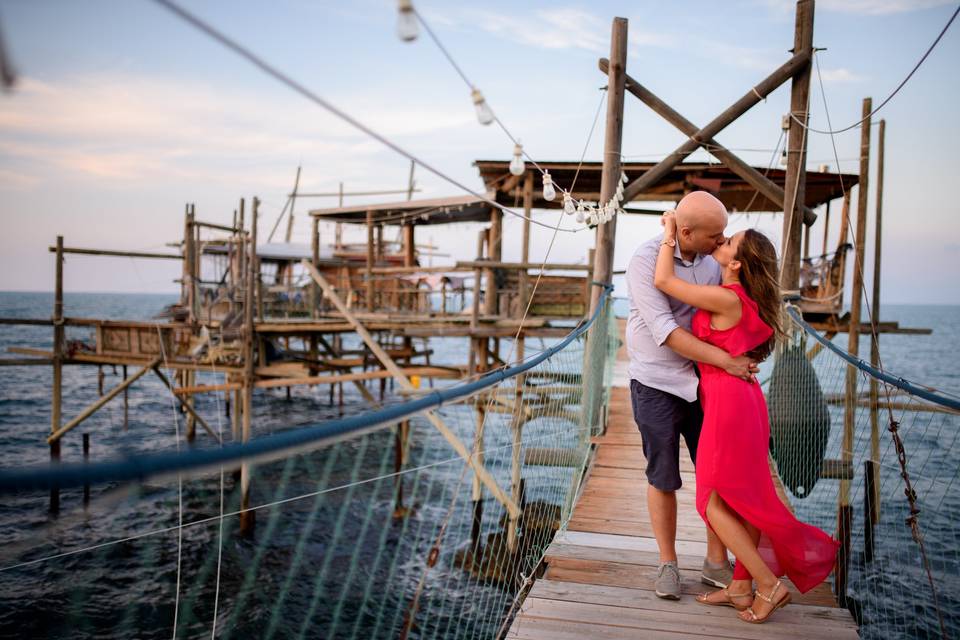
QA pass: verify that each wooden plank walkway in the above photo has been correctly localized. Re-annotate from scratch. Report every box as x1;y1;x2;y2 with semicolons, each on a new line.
507;320;860;639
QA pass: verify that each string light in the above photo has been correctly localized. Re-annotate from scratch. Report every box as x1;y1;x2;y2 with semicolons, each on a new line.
396;0;418;42
562;192;575;215
471;88;494;126
542;171;556;202
575;202;585;224
509;143;525;176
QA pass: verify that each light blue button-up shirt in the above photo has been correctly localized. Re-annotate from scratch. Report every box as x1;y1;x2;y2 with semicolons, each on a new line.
625;234;722;402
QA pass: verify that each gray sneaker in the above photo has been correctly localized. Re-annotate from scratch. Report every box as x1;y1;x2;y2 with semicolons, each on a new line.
701;558;734;588
655;561;681;600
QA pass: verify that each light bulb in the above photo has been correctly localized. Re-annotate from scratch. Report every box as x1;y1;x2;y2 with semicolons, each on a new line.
472;89;494;126
780;147;788;167
575;203;585;224
542;171;556;202
563;192;575;215
397;0;418;42
509;143;525;176
621;171;628;184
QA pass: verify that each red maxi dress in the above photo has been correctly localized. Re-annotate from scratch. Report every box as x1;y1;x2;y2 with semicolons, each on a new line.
692;283;839;593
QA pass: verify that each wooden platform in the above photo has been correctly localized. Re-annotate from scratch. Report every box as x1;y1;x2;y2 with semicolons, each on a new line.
506;320;860;639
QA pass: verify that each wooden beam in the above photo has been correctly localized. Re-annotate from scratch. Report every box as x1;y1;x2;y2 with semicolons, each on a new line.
590;17;628;315
47;357;161;444
151;365;222;443
47;246;182;260
868;118;885;524
599;58;817;225
780;0;816;290
302;260;521;518
621;49;811;202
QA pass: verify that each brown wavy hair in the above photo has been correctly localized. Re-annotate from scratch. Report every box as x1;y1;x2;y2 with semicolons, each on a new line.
736;229;784;361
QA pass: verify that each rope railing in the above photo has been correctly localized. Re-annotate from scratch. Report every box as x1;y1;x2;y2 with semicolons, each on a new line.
0;292;619;639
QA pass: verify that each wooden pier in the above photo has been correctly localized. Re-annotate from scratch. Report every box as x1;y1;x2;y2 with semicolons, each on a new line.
506;323;860;639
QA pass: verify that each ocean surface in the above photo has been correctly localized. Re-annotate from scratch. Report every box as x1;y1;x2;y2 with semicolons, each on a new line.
0;292;958;638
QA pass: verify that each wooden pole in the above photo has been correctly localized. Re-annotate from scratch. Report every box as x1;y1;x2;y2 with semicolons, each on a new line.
821;199;832;258
507;336;525;553
470;230;485;331
599;58;817;225
122;365;129;430
519;172;533;314
484;208;502;316
868;118;885;525
302;262;520;517
470;338;489;558
309;216;320;377
839;96;871;604
83;433;90;506
240;197;259;536
366;210;375;312
780;0;815;292
285;165;301;244
590;17;627;316
583;17;627;437
50;235;64;514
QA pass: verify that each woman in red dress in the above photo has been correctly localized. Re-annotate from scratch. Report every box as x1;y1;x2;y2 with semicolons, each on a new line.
654;212;839;624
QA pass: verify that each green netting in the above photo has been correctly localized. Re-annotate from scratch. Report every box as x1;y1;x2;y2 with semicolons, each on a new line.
768;309;959;639
0;300;619;639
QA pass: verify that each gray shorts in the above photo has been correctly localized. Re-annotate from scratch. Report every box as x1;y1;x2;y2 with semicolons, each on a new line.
629;379;703;492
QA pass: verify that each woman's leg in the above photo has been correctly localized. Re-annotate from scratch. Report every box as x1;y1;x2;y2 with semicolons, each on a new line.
731;513;761;582
705;492;788;619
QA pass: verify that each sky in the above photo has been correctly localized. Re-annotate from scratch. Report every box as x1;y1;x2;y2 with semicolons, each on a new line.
1;0;958;305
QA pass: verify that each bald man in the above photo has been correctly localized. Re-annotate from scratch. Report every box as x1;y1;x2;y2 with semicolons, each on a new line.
625;191;757;599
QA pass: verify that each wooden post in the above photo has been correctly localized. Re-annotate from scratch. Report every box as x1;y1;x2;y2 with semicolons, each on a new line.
484;207;502;316
863;459;876;563
470;230;485;332
589;17;627;316
240;197;259;536
50;235;64;514
821;199;832;258
366;210;375;311
185;369;196;443
839;97;871;599
583;17;627;435
780;0;815;292
285;165;301;244
309;216;320;377
507;336;525;553
122;365;128;430
182;205;194;323
311;216;320;319
237;198;246;293
868;118;885;525
82;433;90;506
519;172;533;315
471;338;489;558
402;223;415;267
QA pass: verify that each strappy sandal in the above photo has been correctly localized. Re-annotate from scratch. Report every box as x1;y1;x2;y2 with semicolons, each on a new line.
739;579;791;624
696;588;754;611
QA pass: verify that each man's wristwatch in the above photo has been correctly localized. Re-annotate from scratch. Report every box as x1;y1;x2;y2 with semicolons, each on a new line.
661;236;676;247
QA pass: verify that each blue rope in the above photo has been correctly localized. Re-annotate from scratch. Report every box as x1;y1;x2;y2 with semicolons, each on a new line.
786;306;960;412
0;288;614;493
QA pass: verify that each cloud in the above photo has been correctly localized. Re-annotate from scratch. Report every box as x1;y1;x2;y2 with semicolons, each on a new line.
0;73;476;186
816;67;865;83
760;0;955;15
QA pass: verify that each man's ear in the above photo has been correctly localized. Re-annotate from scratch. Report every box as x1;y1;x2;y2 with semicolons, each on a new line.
678;225;692;239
